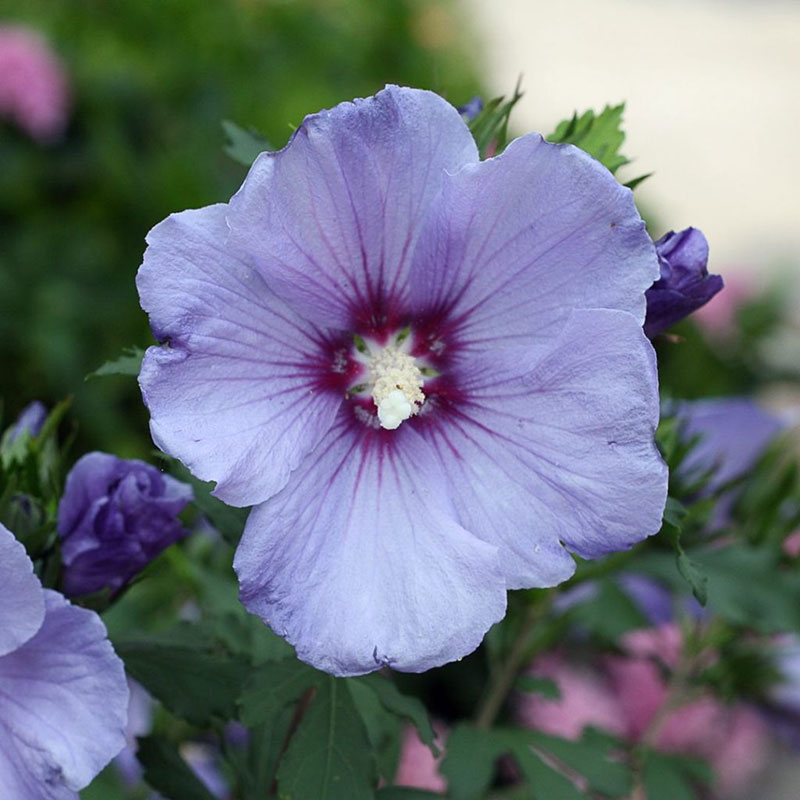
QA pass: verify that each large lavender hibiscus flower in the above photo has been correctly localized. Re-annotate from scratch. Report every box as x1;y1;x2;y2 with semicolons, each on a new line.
137;86;668;676
0;522;128;798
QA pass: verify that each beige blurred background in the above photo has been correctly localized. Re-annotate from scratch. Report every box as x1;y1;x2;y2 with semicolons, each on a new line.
465;2;800;796
463;0;800;285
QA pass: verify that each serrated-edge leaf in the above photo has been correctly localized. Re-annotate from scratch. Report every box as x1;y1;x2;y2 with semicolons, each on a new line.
115;636;248;726
239;658;322;727
277;676;376;800
527;730;632;797
511;745;585;800
86;346;144;380
222;119;270;166
356;674;437;755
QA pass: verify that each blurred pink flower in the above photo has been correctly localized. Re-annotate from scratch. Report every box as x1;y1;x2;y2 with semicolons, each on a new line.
783;530;800;558
693;273;754;338
516;653;625;740
0;25;69;142
518;625;769;797
394;723;448;794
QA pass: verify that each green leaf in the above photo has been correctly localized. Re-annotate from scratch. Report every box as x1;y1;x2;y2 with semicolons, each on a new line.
355;673;437;754
529;730;632;797
512;746;584;800
569;579;648;640
277;675;376;800
376;789;443;800
624;172;652;190
85;346;144;380
440;725;499;800
226;708;296;800
641;751;709;800
468;81;523;158
239;657;322;727
514;675;562;700
223;119;270;166
549;104;629;173
348;678;403;783
115;629;249;726
676;546;708;606
694;546;800;632
136;734;219;800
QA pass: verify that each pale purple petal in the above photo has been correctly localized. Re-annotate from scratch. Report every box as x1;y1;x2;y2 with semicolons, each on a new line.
0;522;44;657
138;203;342;506
408;134;659;353
677;397;783;490
420;309;666;580
0;591;128;796
234;413;506;676
227;85;479;330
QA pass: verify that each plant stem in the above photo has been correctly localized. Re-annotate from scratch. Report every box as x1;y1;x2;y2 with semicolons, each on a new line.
475;600;548;730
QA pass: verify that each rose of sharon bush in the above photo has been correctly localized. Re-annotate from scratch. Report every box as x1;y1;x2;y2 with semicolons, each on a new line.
137;85;668;675
0;522;128;799
58;452;193;596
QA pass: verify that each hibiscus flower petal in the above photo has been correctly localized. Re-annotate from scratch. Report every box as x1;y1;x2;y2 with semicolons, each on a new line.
421;309;666;585
0;522;44;656
0;591;128;796
227;85;479;330
234;413;506;676
409;134;659;352
138;203;342;506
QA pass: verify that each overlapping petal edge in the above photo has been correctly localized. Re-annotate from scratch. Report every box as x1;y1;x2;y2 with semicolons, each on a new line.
0;523;128;799
138;85;668;676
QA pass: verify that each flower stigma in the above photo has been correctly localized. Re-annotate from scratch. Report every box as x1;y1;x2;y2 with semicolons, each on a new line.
367;343;425;430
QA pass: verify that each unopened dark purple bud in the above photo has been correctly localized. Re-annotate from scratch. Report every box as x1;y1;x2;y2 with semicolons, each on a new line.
57;452;193;596
457;96;483;122
643;227;723;338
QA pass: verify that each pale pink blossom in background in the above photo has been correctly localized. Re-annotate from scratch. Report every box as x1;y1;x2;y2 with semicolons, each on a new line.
518;626;769;798
693;273;755;338
394;723;448;794
516;653;625;740
783;530;800;558
0;24;69;142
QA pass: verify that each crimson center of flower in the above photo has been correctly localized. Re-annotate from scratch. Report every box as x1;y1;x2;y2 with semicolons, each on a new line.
350;331;426;430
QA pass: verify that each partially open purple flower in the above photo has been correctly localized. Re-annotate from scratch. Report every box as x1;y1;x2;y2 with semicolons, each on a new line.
644;227;723;338
138;86;667;675
0;522;128;798
57;452;193;596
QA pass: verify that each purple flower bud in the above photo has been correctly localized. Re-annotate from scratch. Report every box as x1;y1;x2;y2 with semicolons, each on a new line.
57;452;193;596
644;227;723;338
7;400;47;442
457;96;483;121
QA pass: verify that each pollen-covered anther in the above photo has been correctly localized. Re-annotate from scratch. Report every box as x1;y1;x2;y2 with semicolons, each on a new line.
369;346;425;430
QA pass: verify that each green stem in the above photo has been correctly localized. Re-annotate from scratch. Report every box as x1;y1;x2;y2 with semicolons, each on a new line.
475;600;549;730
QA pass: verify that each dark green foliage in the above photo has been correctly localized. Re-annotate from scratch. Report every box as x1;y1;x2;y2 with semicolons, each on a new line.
114;625;250;726
136;735;219;800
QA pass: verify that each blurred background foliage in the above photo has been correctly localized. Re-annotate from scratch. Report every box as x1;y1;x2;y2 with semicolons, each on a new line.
0;0;481;457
